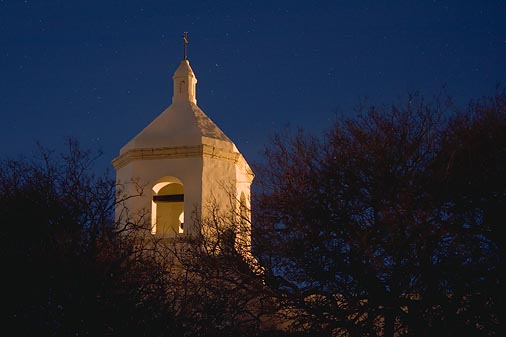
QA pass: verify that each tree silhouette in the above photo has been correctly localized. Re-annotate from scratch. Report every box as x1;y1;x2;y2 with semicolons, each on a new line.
2;91;503;337
254;93;504;337
0;139;278;337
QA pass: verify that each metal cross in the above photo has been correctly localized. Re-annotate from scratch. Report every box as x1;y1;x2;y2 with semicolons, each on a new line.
182;32;189;60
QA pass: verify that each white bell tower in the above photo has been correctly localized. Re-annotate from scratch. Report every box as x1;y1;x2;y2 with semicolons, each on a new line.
113;35;254;242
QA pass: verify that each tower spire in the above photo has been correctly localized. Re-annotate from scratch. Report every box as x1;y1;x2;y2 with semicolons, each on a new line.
173;34;197;104
182;32;189;60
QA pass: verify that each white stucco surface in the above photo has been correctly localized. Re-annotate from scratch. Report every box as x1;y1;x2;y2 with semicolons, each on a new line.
113;58;253;240
119;101;236;154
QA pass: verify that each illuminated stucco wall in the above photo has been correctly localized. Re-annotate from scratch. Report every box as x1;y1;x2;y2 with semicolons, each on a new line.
112;58;254;242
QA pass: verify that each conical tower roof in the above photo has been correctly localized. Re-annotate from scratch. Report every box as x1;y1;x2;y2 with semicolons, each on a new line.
119;59;237;155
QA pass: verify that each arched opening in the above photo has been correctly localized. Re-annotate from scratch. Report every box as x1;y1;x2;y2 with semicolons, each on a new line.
239;192;248;227
151;177;184;236
235;191;252;255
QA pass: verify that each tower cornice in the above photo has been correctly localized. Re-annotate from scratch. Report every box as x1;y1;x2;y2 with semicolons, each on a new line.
113;144;244;170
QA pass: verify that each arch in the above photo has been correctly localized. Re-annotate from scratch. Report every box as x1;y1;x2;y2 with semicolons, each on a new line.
151;176;184;236
239;192;248;226
179;80;186;94
235;191;252;255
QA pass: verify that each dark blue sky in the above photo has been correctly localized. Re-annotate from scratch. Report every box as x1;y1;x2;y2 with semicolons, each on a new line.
1;0;505;173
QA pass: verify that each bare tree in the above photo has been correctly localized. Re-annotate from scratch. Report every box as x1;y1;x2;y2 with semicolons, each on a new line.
0;138;283;337
253;93;504;337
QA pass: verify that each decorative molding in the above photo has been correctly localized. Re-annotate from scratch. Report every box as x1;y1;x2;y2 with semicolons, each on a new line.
112;144;241;170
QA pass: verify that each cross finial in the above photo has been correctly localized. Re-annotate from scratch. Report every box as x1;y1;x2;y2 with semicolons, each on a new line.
182;32;189;60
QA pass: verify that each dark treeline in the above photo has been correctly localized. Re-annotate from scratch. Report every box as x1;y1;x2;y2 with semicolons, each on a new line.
0;140;275;337
253;92;505;337
1;91;504;337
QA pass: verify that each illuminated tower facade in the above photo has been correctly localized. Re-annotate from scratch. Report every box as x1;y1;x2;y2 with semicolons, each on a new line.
112;50;253;242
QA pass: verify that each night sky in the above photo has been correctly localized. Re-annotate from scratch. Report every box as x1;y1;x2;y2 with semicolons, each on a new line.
1;1;505;173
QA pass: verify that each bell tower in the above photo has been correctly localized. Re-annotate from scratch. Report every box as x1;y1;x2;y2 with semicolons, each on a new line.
112;35;254;242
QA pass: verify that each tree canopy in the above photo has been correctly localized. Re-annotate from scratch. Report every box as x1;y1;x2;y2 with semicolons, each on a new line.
1;91;503;337
0;139;274;337
253;92;505;337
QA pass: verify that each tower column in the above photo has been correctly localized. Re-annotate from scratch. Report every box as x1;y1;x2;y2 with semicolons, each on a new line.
172;59;197;104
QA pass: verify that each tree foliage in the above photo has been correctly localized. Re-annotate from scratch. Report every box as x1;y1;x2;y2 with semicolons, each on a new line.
2;90;503;337
253;93;505;337
0;139;276;337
